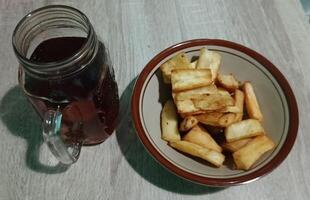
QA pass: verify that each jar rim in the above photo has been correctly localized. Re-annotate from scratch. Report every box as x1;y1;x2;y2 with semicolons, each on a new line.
12;5;95;78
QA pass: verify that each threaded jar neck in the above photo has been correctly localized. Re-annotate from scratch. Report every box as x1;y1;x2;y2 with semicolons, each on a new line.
12;5;98;79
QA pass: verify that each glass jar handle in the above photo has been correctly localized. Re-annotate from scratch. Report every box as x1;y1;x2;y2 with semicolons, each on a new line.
42;107;82;164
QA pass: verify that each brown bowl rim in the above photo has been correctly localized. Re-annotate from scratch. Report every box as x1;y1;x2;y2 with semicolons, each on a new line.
131;39;298;186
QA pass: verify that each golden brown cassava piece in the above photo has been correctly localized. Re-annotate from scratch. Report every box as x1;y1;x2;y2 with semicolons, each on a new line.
171;69;212;92
233;135;275;170
225;119;265;142
161;100;181;142
160;52;191;83
183;125;222;152
179;116;199;132
243;82;263;121
169;141;225;167
196;48;221;81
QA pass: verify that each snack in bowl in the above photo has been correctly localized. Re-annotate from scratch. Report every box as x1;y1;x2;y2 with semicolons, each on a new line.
160;48;275;170
161;100;180;142
132;39;298;186
169;140;225;167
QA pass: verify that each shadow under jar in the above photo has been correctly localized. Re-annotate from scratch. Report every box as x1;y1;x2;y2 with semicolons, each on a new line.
12;5;119;164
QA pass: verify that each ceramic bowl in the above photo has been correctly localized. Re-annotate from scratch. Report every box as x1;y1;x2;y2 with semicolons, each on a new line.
131;39;298;186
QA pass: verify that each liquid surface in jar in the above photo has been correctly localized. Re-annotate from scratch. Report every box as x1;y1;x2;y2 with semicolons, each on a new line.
25;37;119;145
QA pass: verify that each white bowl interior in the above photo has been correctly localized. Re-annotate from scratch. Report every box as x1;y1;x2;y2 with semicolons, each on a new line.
140;45;289;178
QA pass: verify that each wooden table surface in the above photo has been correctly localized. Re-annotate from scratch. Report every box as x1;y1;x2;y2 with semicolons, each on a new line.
0;0;309;199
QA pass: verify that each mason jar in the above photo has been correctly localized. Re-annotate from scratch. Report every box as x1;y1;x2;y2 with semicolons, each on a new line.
12;5;119;164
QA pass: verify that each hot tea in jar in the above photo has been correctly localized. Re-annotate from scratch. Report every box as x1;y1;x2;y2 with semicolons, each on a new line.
12;5;119;164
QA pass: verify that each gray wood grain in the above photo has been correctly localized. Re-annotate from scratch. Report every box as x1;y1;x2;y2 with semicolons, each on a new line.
0;0;309;199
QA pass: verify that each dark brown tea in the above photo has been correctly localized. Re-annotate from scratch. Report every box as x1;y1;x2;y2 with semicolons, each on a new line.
24;37;119;145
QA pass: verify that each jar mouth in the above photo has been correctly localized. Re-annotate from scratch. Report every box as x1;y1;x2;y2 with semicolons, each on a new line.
12;5;97;79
